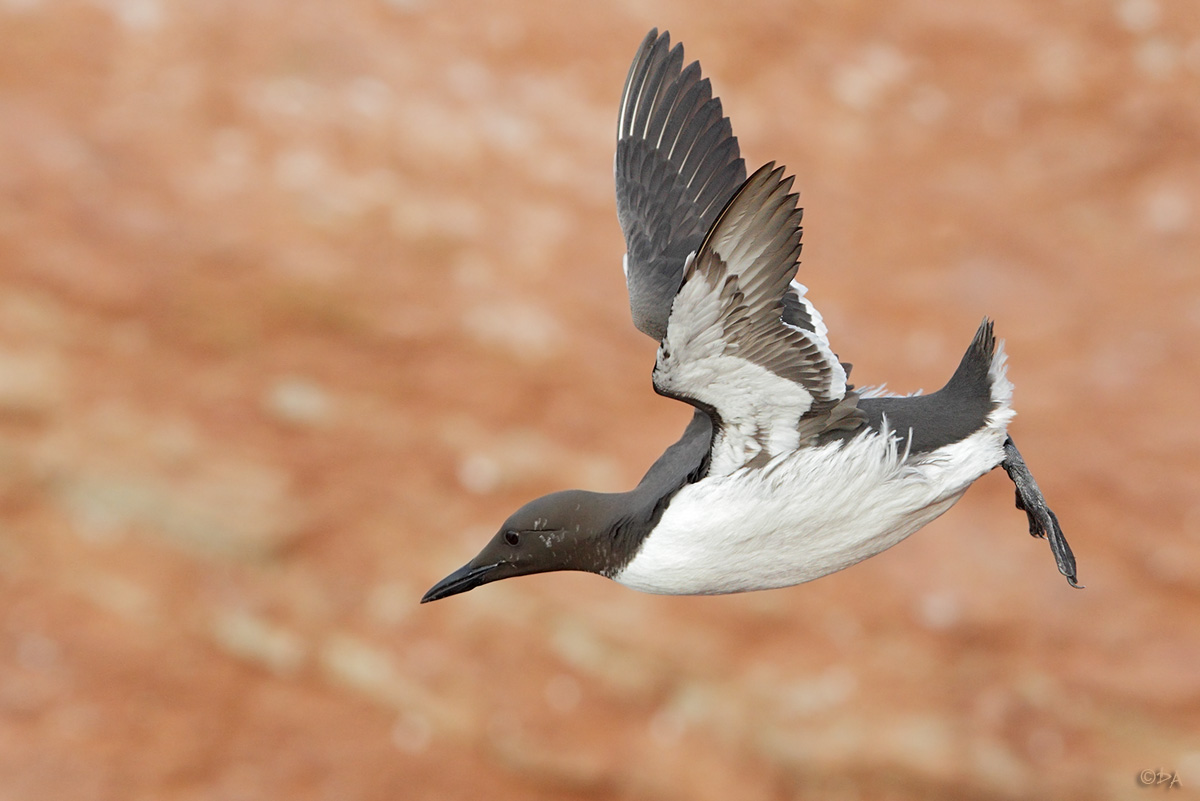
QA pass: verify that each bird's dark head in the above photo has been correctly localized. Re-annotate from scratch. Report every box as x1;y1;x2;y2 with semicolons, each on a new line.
421;490;619;603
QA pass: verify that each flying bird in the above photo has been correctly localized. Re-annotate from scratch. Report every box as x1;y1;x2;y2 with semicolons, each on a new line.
422;29;1078;603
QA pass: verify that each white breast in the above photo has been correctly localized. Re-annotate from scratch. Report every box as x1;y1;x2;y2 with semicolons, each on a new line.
614;425;1009;595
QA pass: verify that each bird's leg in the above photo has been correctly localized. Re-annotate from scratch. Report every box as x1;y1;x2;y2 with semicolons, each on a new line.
1000;436;1081;588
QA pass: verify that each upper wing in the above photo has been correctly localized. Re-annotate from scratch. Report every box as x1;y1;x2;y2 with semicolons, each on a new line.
615;29;747;341
653;164;864;476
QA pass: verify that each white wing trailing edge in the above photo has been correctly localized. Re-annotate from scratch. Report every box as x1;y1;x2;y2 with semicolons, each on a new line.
653;164;861;476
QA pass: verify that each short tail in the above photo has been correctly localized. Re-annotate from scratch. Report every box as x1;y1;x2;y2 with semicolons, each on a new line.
943;317;1013;420
853;318;1014;454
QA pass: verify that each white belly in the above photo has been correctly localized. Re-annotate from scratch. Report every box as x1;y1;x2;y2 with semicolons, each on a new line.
613;427;1007;595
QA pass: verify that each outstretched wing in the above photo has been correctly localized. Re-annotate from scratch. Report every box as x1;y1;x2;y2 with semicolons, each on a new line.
653;164;864;476
615;28;747;341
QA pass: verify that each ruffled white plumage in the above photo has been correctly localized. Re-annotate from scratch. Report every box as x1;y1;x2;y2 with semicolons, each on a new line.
618;341;1014;594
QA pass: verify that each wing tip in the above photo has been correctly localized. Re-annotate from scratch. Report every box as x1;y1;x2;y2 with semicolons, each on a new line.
698;160;801;258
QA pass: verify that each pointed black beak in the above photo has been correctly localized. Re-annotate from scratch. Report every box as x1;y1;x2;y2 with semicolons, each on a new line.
420;562;501;604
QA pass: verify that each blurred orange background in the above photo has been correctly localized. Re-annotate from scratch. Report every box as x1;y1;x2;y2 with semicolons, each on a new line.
1;1;1198;799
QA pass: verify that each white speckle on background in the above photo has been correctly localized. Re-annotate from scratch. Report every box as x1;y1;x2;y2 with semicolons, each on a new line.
367;581;415;626
457;453;501;494
460;301;563;362
1135;37;1178;79
381;0;424;12
274;148;327;192
345;76;393;119
1116;0;1160;33
918;591;962;630
1142;186;1191;233
2;0;43;13
781;667;858;717
264;377;333;426
831;45;911;111
1033;40;1082;98
249;77;324;119
648;707;686;745
96;0;163;30
211;610;307;675
0;349;65;417
1179;751;1200;782
446;60;491;101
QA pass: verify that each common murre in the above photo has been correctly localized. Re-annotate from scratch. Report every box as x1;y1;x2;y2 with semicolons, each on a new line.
422;28;1079;604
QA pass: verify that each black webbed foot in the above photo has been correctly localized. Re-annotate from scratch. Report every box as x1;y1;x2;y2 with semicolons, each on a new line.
1000;436;1081;588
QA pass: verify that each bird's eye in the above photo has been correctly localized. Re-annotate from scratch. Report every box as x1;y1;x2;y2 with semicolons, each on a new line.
504;530;520;546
